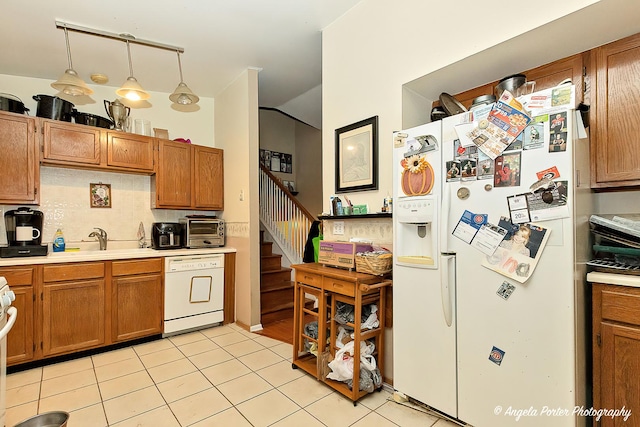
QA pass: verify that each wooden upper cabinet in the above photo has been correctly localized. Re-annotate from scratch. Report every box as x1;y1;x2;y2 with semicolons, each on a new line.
433;53;586;111
193;145;224;210
42;119;101;165
106;131;154;172
522;53;586;104
41;121;154;174
592;32;640;187
152;139;192;208
0;112;39;205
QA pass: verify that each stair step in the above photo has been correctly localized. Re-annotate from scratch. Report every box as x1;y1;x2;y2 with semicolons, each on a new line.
261;298;314;324
260;267;292;288
261;254;282;271
261;286;294;313
261;241;273;256
261;280;294;293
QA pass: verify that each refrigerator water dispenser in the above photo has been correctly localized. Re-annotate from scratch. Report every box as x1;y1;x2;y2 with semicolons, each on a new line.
395;195;438;268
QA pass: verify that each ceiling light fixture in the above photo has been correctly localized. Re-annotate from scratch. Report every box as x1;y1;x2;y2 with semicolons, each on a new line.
170;51;199;105
55;21;189;106
51;26;93;96
116;39;150;101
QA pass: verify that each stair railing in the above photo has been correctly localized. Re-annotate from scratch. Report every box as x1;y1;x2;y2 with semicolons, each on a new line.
259;164;316;264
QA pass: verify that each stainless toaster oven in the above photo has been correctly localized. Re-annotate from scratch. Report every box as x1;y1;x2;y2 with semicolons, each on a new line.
180;217;224;248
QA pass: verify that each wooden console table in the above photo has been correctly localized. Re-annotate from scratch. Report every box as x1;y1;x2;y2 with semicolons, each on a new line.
291;263;391;403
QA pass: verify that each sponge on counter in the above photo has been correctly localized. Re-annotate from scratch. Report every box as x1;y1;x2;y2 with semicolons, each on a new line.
64;248;80;252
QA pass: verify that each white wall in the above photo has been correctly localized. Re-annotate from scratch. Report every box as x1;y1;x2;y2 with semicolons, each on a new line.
215;68;261;329
259;109;323;218
0;74;214;147
260;109;296;185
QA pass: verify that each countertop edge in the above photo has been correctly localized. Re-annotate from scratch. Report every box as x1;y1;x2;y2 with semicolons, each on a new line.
0;247;237;266
586;271;640;288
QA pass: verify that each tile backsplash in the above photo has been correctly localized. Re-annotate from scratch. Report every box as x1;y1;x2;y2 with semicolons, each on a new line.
321;217;393;250
0;166;198;249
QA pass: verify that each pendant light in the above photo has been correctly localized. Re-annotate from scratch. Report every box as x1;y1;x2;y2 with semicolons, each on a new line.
116;39;150;101
170;51;199;105
51;27;93;96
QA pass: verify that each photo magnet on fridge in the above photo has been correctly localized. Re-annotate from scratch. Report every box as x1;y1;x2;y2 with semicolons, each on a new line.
489;346;505;366
482;218;551;283
497;281;516;300
523;115;547;150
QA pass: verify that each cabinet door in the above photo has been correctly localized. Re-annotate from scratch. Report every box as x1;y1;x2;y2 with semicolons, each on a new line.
153;139;192;208
193;146;224;210
0;112;39;204
593;33;640;187
0;266;36;366
42;120;101;165
42;279;105;357
106;132;154;171
112;273;163;342
7;286;35;366
523;53;585;102
599;322;640;427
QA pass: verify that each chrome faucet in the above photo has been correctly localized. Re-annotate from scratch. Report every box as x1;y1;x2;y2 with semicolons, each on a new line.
88;228;108;250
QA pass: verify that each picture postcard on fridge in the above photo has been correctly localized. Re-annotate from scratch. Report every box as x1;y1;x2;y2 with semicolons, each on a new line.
482;217;551;283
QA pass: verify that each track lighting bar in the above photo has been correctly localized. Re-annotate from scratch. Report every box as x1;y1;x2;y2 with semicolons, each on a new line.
55;21;184;53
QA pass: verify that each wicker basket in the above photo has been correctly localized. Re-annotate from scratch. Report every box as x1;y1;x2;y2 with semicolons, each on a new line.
355;252;393;276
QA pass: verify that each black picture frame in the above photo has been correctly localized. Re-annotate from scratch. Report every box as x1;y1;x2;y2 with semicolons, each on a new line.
335;116;378;193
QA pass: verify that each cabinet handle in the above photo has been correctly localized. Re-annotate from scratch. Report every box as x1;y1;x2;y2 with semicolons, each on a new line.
331;281;343;288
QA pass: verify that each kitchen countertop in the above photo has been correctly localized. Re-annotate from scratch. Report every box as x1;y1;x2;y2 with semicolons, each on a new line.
587;271;640;289
0;247;236;266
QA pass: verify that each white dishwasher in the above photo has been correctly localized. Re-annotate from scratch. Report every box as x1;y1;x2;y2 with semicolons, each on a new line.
163;254;224;336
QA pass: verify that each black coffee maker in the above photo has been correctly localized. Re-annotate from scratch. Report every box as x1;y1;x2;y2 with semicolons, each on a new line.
1;207;48;258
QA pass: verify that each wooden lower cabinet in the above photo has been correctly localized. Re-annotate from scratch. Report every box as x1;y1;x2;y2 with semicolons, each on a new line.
592;283;640;426
111;258;163;342
4;254;235;367
42;262;106;357
0;266;36;365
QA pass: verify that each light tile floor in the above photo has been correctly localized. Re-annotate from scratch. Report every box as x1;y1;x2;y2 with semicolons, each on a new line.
6;323;460;427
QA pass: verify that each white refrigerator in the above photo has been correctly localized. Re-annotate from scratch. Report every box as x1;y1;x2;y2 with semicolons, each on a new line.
392;91;592;427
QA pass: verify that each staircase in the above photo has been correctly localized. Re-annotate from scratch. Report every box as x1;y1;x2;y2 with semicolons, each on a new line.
259;164;317;325
260;233;295;323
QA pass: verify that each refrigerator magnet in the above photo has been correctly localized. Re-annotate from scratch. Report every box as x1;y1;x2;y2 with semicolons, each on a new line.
507;194;531;224
470;223;507;256
496;281;516;300
489;346;505;366
452;210;486;244
536;166;561;180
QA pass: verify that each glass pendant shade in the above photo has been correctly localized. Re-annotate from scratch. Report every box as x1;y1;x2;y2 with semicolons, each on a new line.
170;51;199;105
170;82;199;105
116;76;150;101
51;27;93;96
117;40;150;101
